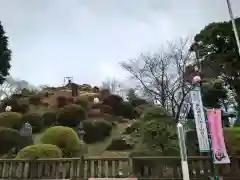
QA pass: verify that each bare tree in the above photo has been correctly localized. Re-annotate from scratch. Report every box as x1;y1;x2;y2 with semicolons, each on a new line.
120;38;194;121
0;76;34;99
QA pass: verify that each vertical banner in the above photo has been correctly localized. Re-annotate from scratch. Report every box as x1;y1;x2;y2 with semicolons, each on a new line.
207;109;230;164
190;86;210;152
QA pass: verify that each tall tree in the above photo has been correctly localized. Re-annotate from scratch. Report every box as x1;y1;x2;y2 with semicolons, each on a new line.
201;79;228;109
190;18;240;106
121;39;193;121
0;21;11;85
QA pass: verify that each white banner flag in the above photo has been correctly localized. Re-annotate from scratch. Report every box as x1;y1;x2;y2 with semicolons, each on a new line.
190;86;210;152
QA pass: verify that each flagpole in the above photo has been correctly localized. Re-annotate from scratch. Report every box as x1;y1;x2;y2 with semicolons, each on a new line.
225;0;240;56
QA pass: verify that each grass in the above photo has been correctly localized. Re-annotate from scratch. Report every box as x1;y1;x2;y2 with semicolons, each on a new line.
88;121;131;156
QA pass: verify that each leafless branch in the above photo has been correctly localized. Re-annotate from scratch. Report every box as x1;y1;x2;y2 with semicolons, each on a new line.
120;38;194;121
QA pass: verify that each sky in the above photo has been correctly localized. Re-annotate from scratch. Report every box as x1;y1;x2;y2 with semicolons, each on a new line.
0;0;239;87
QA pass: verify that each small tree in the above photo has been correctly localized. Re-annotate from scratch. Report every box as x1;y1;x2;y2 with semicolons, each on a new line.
135;106;179;155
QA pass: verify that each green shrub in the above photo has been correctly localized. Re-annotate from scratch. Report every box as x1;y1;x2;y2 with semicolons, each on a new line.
57;104;86;127
142;106;171;121
134;104;151;117
22;113;44;133
130;97;149;107
42;110;57;126
0;127;32;154
107;137;133;150
79;84;92;91
139;114;179;155
0;112;23;129
74;97;90;111
21;88;37;97
116;101;134;119
56;96;68;108
40;126;81;157
29;95;42;105
1;99;29;113
83;120;112;143
16;144;62;159
17;103;29;113
103;94;123;108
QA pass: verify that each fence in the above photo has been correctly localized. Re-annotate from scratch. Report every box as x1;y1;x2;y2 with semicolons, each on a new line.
0;156;239;179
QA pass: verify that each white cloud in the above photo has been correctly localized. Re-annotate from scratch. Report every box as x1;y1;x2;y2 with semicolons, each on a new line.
0;0;239;86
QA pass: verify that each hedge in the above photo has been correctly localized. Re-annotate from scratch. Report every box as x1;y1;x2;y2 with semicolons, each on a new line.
56;96;69;108
83;120;112;144
57;104;86;127
22;112;44;133
0;112;23;130
42;110;57;126
16;144;62;159
0;127;32;154
40;126;81;157
74;97;90;111
28;95;42;106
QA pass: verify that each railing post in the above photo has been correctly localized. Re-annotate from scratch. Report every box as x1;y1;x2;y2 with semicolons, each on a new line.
79;156;85;180
129;157;134;177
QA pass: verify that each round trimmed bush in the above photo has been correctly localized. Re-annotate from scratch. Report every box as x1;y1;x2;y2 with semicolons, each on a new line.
29;95;42;105
42;110;57;126
1;99;29;113
40;126;81;157
57;104;86;127
74;97;89;111
22;113;44;133
83;120;112;143
56;96;68;108
16;144;62;159
102;94;123;108
116;101;134;119
17;103;29;113
0;127;32;154
0;112;23;129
